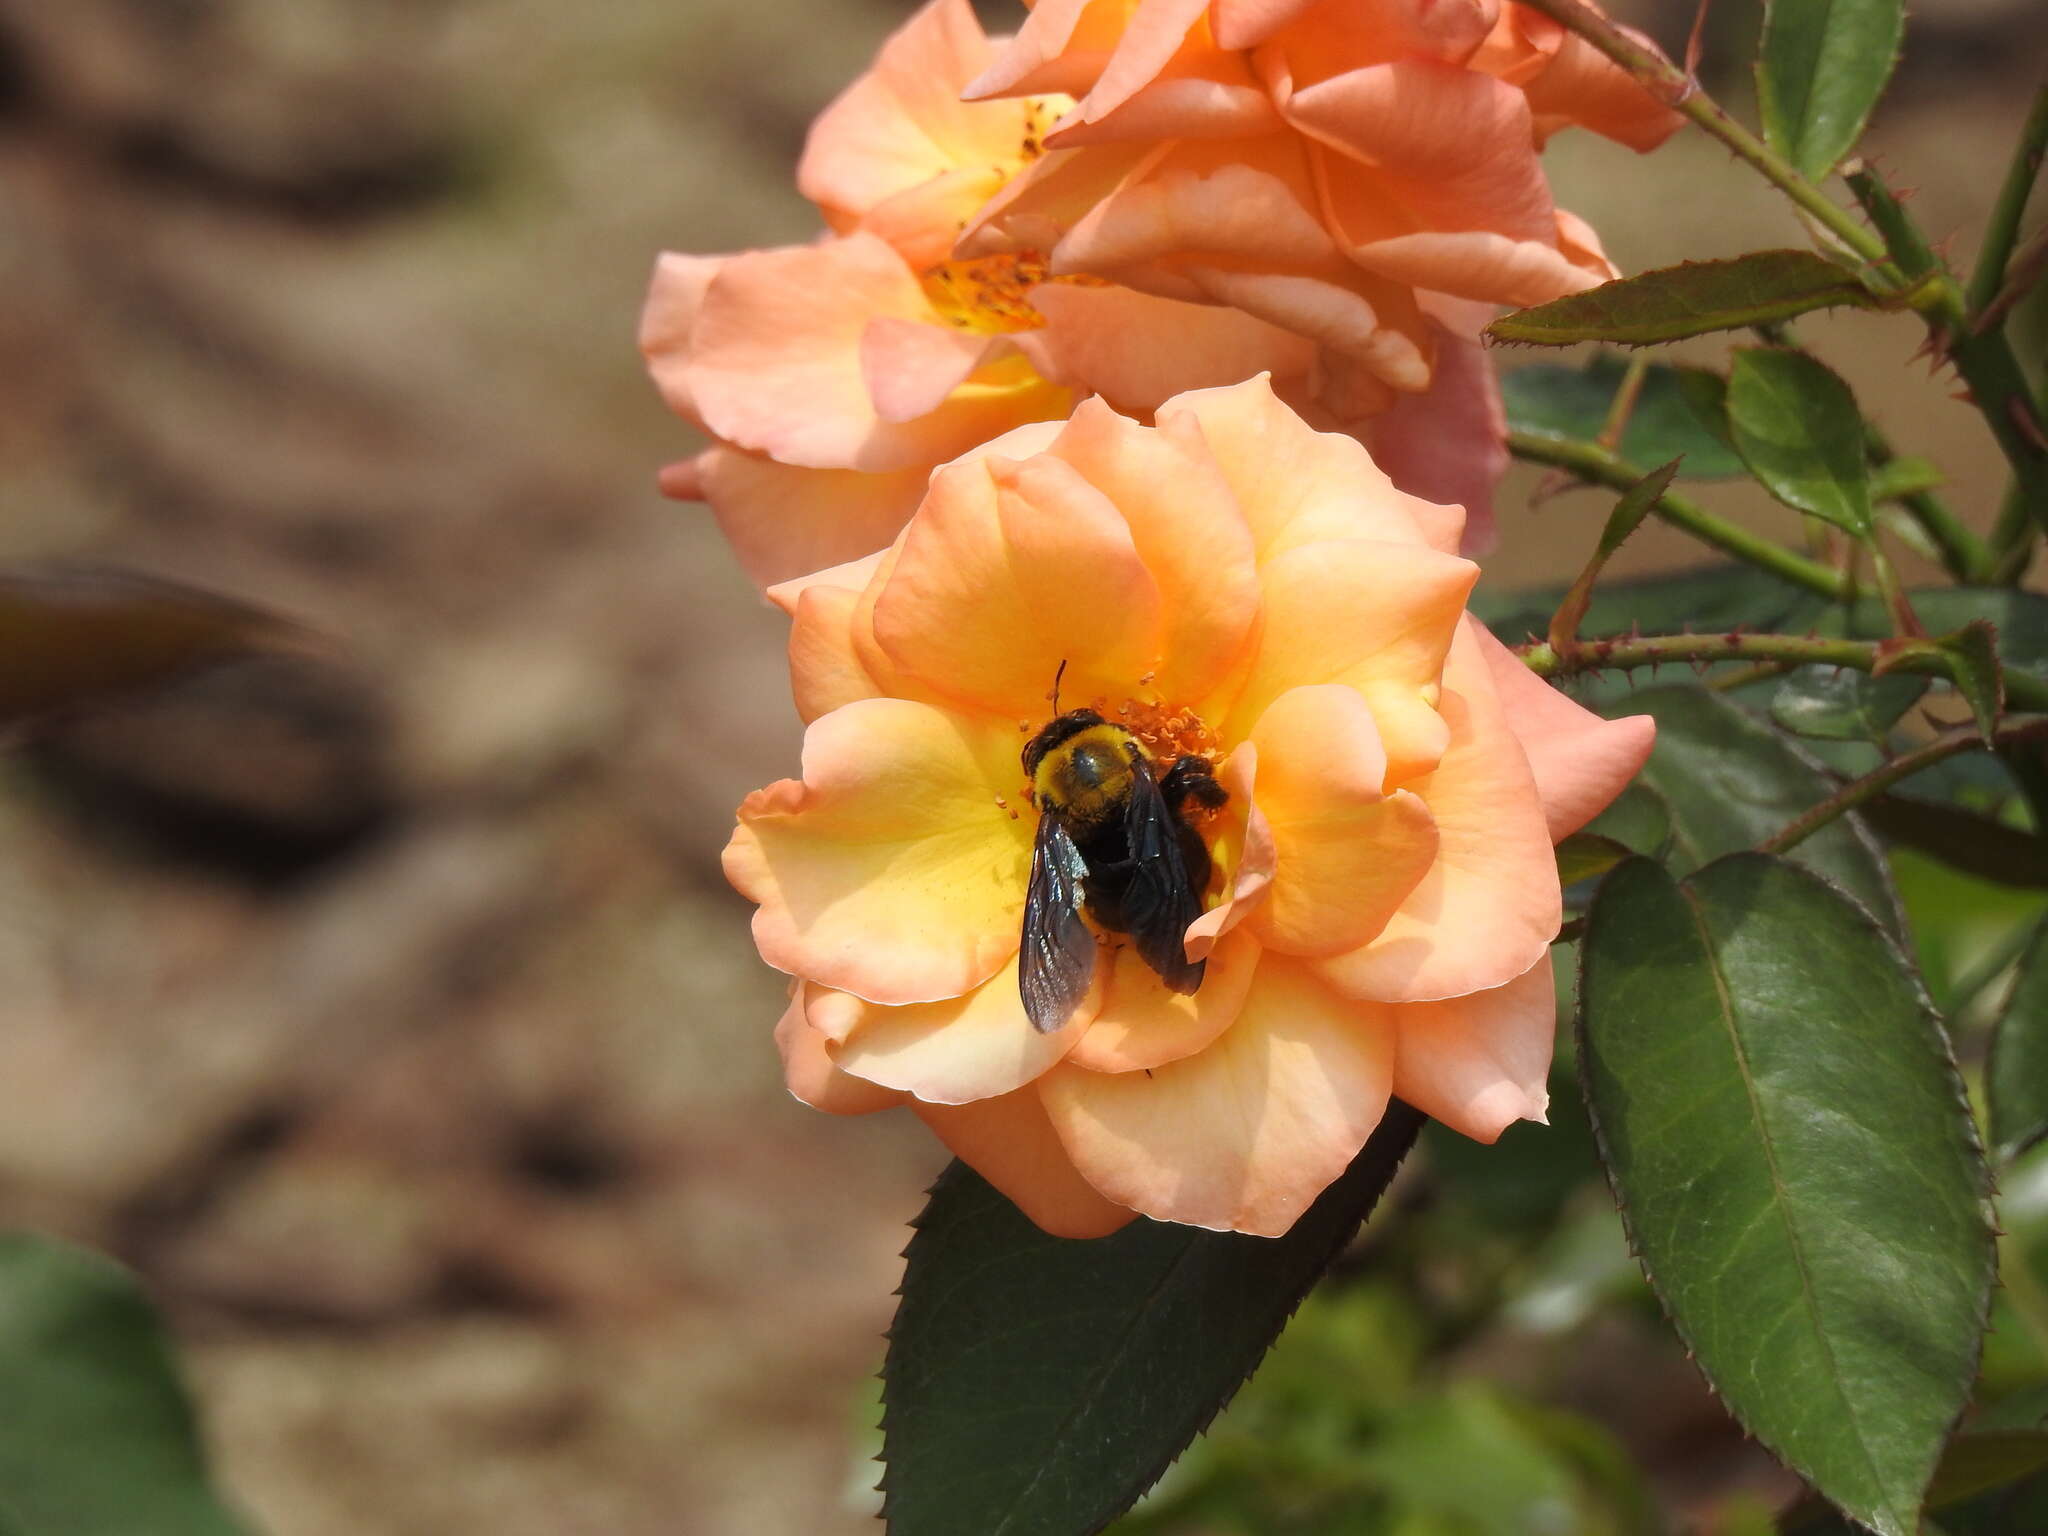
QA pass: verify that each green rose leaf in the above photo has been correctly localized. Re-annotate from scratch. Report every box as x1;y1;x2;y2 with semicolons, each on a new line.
1770;665;1928;742
879;1105;1426;1536
1990;919;2048;1163
1781;1426;2048;1530
0;566;306;731
1758;0;1906;182
1580;855;1994;1536
1555;832;1634;889
1727;348;1874;536
1581;781;1675;861
1487;252;1881;347
0;1234;252;1535
1501;354;1745;476
1621;685;1903;931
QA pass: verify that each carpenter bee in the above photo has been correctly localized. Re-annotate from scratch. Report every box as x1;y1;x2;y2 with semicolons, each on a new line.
1018;686;1228;1033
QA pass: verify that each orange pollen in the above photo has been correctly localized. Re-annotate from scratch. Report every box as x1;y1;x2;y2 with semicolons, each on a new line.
1106;698;1223;778
920;252;1112;334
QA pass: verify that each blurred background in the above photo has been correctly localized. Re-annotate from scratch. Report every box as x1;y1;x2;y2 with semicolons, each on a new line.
0;1;2041;1532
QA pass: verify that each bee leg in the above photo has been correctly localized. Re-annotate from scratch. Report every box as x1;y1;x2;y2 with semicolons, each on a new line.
1159;755;1228;813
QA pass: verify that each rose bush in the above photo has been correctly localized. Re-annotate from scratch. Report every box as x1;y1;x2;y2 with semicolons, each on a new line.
727;377;1653;1237
640;0;1524;587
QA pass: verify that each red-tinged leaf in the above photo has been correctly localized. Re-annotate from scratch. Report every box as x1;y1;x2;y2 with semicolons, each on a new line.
1487;252;1884;348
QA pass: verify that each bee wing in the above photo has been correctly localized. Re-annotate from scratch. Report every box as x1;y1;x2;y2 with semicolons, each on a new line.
1020;812;1096;1033
1120;756;1207;994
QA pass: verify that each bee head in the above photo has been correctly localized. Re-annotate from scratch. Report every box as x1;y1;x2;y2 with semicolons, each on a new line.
1021;708;1106;780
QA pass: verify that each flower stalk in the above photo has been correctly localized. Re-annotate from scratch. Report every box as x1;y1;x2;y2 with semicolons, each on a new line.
1966;82;2048;320
1760;717;2048;856
1516;630;2048;715
1507;432;1851;600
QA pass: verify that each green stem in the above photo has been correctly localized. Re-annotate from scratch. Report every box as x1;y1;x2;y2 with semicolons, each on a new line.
1709;660;1796;692
1974;223;2048;337
1516;630;2048;712
1966;81;2048;319
1508;432;1850;600
1512;0;1889;268
1847;169;2048;548
1760;718;2048;855
1993;484;2037;583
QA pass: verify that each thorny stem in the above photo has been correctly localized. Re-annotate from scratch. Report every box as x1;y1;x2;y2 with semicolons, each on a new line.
1974;222;2048;338
1596;353;1651;453
1760;718;2048;855
1846;169;2048;547
1515;630;2048;714
1511;0;1889;268
1966;81;2048;320
1507;432;1850;600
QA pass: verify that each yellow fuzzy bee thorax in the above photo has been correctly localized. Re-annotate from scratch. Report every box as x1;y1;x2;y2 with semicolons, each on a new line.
1031;721;1142;831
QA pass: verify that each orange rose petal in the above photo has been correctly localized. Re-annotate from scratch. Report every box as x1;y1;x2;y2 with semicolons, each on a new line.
1048;75;1281;147
1356;309;1500;556
658;452;708;503
1391;953;1555;1143
640;251;725;422
1259;0;1500;79
1245;684;1439;957
871;452;1164;719
1287;63;1555;243
1222;537;1476;783
777;986;909;1115
829;954;1095;1103
1157;375;1449;557
1554;207;1619;284
1184;742;1276;961
964;0;1125;101
1313;623;1561;1003
861;318;1011;424
1074;0;1214;125
1466;618;1656;841
1068;927;1262;1073
724;698;1034;1005
797;0;1020;226
1041;953;1395;1236
1056;147;1337;278
685;235;933;470
790;583;887;724
1024;283;1316;415
915;1088;1138;1238
958;139;1163;260
1041;397;1260;704
1343;226;1607;308
1520;24;1684;153
1180;264;1431;390
692;449;928;593
1209;0;1322;51
858;166;1018;271
689;234;1064;475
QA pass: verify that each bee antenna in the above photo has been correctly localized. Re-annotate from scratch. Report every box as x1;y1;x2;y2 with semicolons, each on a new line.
1050;658;1068;714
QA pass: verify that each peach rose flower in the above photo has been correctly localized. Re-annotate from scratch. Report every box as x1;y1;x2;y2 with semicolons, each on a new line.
641;0;1519;588
728;377;1653;1238
956;0;1680;431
